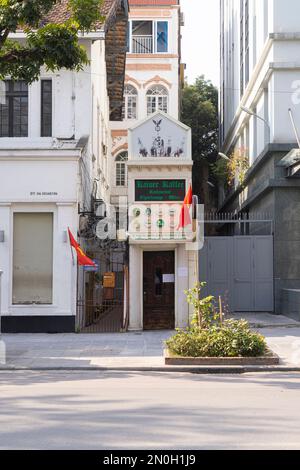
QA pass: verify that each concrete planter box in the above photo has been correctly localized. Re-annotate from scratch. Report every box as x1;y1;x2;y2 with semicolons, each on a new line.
164;349;280;366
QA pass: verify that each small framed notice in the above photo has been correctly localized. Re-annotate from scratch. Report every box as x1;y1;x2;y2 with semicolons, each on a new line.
163;274;175;283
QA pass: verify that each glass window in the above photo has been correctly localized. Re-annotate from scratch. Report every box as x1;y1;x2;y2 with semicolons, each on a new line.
245;0;249;86
122;84;137;120
132;20;152;36
41;80;52;137
146;85;168;115
240;0;244;97
0;80;28;137
129;20;169;54
157;22;168;53
132;21;153;53
13;213;53;305
115;152;128;187
155;268;163;296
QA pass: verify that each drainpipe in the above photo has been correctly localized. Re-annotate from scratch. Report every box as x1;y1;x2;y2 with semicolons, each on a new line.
72;72;76;137
288;108;300;149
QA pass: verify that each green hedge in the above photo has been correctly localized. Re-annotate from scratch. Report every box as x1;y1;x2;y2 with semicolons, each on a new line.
165;320;267;358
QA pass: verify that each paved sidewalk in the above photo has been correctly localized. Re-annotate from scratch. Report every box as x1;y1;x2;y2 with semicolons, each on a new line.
1;314;300;371
231;312;300;328
0;331;171;369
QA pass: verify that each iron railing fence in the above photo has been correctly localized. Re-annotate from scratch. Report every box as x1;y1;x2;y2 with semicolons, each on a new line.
76;241;128;333
132;35;153;53
202;211;273;236
76;299;123;333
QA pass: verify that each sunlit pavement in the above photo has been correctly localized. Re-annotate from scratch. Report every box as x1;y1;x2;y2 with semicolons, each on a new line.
0;370;300;450
0;331;171;369
1;323;300;368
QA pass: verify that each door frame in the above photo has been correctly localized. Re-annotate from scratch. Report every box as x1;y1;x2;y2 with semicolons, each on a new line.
141;246;177;330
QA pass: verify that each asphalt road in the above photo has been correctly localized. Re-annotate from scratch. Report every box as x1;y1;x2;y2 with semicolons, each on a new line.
0;371;300;450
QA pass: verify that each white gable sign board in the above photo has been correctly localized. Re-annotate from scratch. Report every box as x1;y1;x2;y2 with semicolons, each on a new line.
128;112;192;160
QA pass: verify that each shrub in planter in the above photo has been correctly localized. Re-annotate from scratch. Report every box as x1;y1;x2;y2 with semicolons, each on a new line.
165;283;267;358
165;321;267;358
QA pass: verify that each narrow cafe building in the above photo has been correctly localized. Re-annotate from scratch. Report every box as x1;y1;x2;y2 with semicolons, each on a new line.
126;111;196;330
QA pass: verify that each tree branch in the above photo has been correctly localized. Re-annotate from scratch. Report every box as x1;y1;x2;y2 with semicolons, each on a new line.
0;47;40;63
0;29;10;50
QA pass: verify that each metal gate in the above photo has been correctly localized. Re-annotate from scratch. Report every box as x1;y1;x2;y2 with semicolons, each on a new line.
199;236;274;312
76;241;129;333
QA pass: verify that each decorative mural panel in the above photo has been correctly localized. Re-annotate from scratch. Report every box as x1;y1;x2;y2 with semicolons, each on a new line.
129;112;191;160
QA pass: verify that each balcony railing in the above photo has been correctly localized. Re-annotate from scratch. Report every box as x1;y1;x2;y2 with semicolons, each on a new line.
132;35;153;54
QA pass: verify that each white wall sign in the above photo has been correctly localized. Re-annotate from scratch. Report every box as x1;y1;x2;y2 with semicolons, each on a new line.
163;274;175;283
129;112;191;160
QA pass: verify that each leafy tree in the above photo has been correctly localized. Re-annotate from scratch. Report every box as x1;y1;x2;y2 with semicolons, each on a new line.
181;75;218;205
181;75;218;162
0;0;104;83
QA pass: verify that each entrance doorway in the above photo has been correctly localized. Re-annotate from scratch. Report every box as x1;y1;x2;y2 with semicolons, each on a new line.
143;251;175;330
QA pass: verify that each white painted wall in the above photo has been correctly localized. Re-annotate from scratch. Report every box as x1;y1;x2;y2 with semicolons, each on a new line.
0;158;79;316
6;41;92;141
120;63;179;122
90;39;112;204
128;244;142;330
110;3;181;200
0;35;113;320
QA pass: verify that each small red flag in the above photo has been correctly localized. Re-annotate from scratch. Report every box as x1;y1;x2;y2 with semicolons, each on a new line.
68;228;96;267
177;184;193;230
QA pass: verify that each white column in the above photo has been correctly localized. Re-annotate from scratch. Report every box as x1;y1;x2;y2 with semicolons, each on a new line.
128;244;143;330
56;203;78;316
188;249;198;325
176;245;189;328
0;204;11;316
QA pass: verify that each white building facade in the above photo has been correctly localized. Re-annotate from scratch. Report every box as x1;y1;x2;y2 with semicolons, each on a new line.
0;0;196;332
106;0;196;330
0;0;129;332
126;111;195;330
220;0;300;159
220;0;300;317
110;0;183;177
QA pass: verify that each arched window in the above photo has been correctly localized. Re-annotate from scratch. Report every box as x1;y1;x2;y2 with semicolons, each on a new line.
122;85;138;120
146;85;168;115
115;151;128;187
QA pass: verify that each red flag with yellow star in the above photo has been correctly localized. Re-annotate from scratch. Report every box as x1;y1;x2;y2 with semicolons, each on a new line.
68;228;96;267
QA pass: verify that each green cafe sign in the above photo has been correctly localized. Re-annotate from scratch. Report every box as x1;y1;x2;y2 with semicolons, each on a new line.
135;179;186;202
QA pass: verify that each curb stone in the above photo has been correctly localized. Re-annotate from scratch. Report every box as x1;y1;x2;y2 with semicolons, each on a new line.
0;365;300;373
164;348;279;366
250;323;300;329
